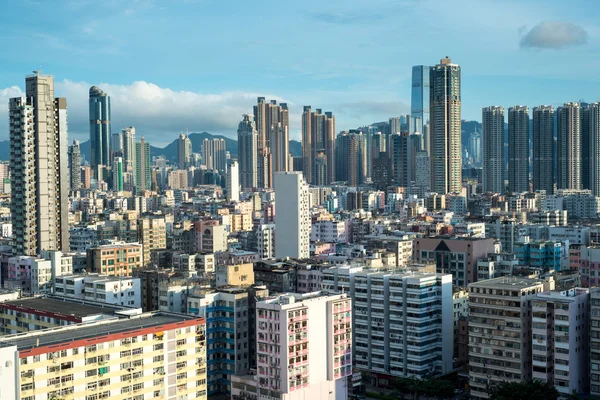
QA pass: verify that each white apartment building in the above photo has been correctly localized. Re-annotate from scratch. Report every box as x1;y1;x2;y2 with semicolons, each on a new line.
54;273;141;308
548;226;591;246
275;172;310;259
231;291;352;400
257;223;276;259
591;289;600;397
322;266;453;382
476;254;519;281
311;220;347;244
531;288;589;396
468;277;554;399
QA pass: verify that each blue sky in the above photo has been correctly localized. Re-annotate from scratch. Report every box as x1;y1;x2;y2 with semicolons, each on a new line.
0;0;598;146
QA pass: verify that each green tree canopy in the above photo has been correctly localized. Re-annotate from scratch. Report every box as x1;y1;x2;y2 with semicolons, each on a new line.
488;380;559;400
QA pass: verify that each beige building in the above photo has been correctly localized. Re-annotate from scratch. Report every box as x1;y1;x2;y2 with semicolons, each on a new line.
468;277;553;399
215;263;254;287
138;217;167;266
87;242;143;277
0;312;207;400
9;72;69;255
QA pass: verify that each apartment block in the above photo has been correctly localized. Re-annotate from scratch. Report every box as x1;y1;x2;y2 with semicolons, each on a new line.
0;312;207;400
413;237;496;286
187;286;269;395
322;266;453;382
215;263;255;287
590;288;600;398
468;277;553;399
87;242;143;277
138;217;167;266
532;288;589;396
54;273;141;308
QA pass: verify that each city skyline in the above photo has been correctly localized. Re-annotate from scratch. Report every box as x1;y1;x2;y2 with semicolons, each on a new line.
0;0;598;145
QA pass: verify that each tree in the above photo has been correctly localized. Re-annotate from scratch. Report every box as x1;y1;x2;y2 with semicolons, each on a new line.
488;380;559;400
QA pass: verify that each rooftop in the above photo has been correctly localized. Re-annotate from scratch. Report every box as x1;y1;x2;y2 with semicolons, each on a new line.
469;276;546;289
0;312;200;351
0;296;133;318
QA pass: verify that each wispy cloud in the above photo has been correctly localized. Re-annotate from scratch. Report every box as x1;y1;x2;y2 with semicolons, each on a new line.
520;21;588;49
309;10;386;25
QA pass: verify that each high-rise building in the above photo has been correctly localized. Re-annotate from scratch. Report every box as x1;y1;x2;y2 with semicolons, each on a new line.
531;288;589;397
177;133;192;169
430;57;462;194
113;156;123;191
482;106;505;193
9;72;70;255
335;131;366;186
322;268;453;380
469;132;481;165
237;114;258;189
533;106;555;194
111;131;123;162
302;106;336;184
135;136;151;192
468;277;550;399
227;160;240;202
89;85;111;170
591;288;600;398
557;102;582;190
0;312;208;400
389;116;401;135
583;103;600;195
121;126;136;184
275;172;310;259
415;151;431;192
201;138;226;171
231;292;352;400
411;65;431;138
508;105;530;193
68;139;81;191
390;132;412;189
253;98;289;188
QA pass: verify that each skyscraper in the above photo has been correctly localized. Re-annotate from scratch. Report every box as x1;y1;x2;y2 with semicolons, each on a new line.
390;132;412;189
508;106;530;193
302;106;336;185
89;85;111;171
389;116;401;135
533;106;555;194
430;57;462;194
253;98;289;188
135;136;151;192
482;106;505;193
113;156;123;191
557;102;581;190
68;139;81;191
335;131;366;186
111;131;123;162
177;133;192;169
411;65;431;139
122;126;136;181
237;114;258;189
274;172;310;259
583;103;600;195
201;138;226;171
9;72;69;255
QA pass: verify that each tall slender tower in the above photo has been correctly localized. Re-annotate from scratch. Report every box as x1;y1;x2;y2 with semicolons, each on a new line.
390;132;412;189
68;139;81;191
302;106;336;185
237;114;258;189
429;57;462;194
135;136;151;192
583;103;600;195
253;98;289;188
122;126;136;185
9;72;69;255
557;102;581;190
532;106;555;194
177;133;192;169
226;161;240;202
89;86;111;171
335;131;366;186
482;106;505;193
411;65;431;139
508;106;530;193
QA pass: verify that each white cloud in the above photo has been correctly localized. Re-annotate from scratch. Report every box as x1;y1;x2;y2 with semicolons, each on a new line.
0;80;286;146
520;21;588;49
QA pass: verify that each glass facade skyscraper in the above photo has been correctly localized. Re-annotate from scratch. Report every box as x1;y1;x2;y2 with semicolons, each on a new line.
411;65;431;147
89;85;111;171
